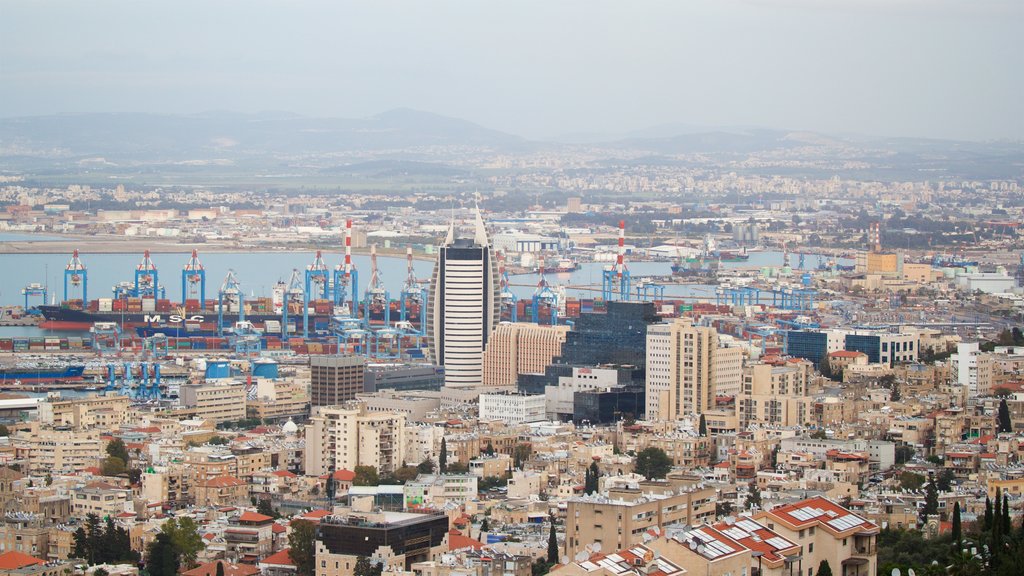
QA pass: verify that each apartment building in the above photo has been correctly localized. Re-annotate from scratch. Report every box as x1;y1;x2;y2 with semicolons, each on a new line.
737;360;813;429
646;318;719;420
16;428;103;474
754;497;879;576
180;381;247;424
304;404;407;476
564;483;716;556
37;394;132;430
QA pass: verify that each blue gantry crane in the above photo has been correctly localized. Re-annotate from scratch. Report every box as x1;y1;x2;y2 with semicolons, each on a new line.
217;270;244;337
399;245;427;332
303;250;330;338
498;251;517;322
362;244;390;329
21;283;46;310
531;258;559;325
64;249;88;306
333;218;360;317
601;220;632;301
182;249;206;309
281;269;304;342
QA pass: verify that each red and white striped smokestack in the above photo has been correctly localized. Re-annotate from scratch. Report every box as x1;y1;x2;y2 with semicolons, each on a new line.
406;245;413;274
616;220;625;276
344;218;353;271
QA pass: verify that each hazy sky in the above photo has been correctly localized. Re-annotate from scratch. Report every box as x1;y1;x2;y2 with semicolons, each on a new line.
2;0;1021;141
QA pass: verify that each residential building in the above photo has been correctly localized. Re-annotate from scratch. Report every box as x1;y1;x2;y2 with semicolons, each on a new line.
180;381;247;424
37;394;132;430
715;344;745;397
564;483;716;556
737;360;812;429
646;318;719;420
403;474;478;509
304;404;407;476
951;342;994;399
754;497;879;576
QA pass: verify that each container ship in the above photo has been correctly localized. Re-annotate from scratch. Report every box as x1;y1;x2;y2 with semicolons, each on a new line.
0;364;85;383
40;296;422;336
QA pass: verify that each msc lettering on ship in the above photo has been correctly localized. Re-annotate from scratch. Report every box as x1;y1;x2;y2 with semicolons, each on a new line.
143;315;206;323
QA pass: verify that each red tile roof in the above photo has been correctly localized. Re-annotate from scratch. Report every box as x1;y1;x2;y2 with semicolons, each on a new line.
0;551;45;570
272;470;297;478
260;548;296;567
765;497;878;535
448;528;483;551
713;518;798;564
238;511;274;523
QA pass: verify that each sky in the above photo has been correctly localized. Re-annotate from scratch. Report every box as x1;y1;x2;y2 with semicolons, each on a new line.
1;0;1021;141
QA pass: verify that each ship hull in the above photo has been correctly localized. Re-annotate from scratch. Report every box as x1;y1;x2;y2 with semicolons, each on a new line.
0;366;85;383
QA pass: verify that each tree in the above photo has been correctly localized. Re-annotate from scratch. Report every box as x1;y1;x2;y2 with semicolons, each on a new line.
439;437;448;473
698;414;707;437
998;399;1012;433
256;497;279;519
161;516;205;569
72;527;88;561
215;562;225;576
891;383;902;402
417;458;435;474
45;473;52;486
586;461;600;495
480;517;490;533
1003;492;1011;535
952;502;962;545
921;480;939;520
208;435;229;445
0;424;8;436
745;482;762;510
634;447;672;480
354;465;380;486
106;438;130;464
484;441;495;456
513;443;532;470
937;469;956;492
353;556;382;576
815;559;833;576
984;497;993;531
94;569;109;576
899;471;925;491
288;519;316;576
895;445;915;465
100;456;127;477
547;517;558;564
145;533;180;576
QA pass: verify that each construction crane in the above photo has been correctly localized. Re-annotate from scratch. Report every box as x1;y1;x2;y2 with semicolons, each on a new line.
64;249;88;306
399;245;427;333
217;270;244;337
333;219;360;317
498;251;517;322
21;283;46;310
531;257;559;325
181;249;206;309
602;220;632;301
281;269;304;341
303;250;330;338
363;244;390;329
134;250;162;299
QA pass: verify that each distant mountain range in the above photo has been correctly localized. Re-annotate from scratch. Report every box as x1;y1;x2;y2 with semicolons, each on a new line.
0;109;1020;181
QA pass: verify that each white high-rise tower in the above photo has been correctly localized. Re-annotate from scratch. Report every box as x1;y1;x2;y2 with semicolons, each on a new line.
426;209;501;388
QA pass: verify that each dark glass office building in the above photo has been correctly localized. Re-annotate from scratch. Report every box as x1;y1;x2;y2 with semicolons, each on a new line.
317;513;449;569
784;330;829;364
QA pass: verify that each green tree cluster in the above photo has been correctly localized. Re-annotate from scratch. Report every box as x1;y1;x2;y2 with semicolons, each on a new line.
584;461;600;495
633;447;672;480
72;514;139;566
155;517;205;570
289;519;317;576
353;465;380;486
